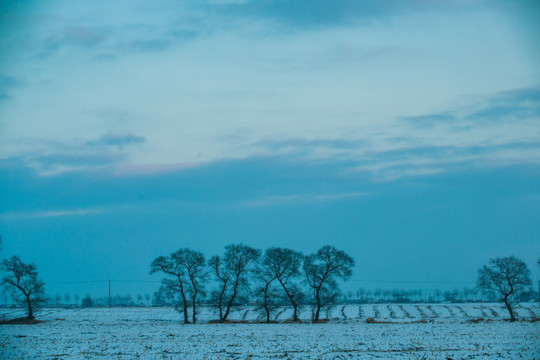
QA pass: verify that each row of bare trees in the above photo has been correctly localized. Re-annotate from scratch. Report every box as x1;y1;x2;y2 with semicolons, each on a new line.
0;230;536;323
150;244;355;323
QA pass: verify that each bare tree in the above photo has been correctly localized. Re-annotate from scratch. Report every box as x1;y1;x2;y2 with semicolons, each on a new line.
262;247;304;321
374;288;382;302
149;255;190;324
209;244;260;322
1;256;46;320
303;246;354;321
208;255;229;321
171;249;207;324
434;289;442;302
81;295;93;307
253;262;280;323
477;255;532;322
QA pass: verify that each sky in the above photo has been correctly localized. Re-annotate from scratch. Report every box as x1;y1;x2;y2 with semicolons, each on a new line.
1;0;539;299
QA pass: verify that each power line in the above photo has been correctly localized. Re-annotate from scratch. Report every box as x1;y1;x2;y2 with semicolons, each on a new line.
47;279;162;284
349;279;475;284
47;278;476;286
47;280;111;284
110;280;162;283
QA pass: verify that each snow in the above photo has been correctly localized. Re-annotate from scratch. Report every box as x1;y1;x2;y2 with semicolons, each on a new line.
0;304;538;359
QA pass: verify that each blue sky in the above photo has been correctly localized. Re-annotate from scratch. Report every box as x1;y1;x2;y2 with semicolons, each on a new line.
1;0;539;298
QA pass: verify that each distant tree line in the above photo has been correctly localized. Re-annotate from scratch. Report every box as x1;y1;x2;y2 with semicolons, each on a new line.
342;286;537;304
32;284;536;309
149;244;354;323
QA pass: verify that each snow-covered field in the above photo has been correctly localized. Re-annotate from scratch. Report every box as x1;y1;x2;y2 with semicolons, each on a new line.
1;304;539;359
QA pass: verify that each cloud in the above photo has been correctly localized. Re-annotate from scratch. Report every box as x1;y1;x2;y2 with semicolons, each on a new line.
125;39;171;52
28;0;452;60
243;191;366;207
0;74;26;100
23;152;126;176
353;140;540;180
208;0;501;32
242;130;540;181
468;87;540;122
1;133;145;175
0;207;106;221
35;24;192;59
30;152;124;167
86;134;146;150
0;130;148;175
115;27;200;53
401;114;457;129
2;0;537;182
5;83;537;180
29;10;204;60
403;87;540;128
213;0;417;29
250;138;369;159
38;26;109;58
0;154;368;216
110;162;202;176
59;27;107;47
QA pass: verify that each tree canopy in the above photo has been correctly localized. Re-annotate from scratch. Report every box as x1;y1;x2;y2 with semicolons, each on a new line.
1;256;46;320
477;255;532;321
304;246;355;321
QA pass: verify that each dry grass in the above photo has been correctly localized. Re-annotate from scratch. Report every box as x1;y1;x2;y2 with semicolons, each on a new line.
253;320;279;324
465;318;485;324
206;319;251;324
206;319;306;324
366;317;393;324
282;318;303;324
0;317;43;325
366;317;429;324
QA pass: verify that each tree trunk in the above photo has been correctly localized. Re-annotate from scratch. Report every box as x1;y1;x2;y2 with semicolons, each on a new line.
26;295;34;320
314;287;322;321
222;276;240;322
180;292;189;324
174;275;190;324
263;282;270;323
192;288;198;324
279;280;298;321
217;281;227;322
503;297;516;322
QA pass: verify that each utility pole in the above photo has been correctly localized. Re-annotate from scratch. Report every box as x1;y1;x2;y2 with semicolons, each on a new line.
108;280;111;308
